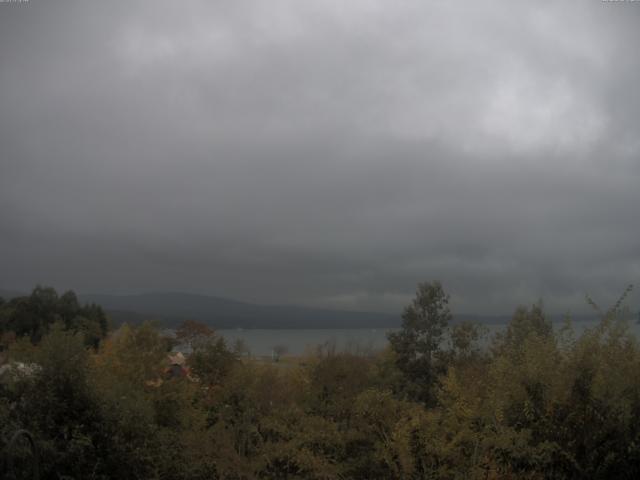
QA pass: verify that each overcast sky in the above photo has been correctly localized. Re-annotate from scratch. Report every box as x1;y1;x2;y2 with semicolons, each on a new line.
1;0;639;315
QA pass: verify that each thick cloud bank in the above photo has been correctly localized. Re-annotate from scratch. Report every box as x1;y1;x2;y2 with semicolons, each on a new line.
1;1;639;314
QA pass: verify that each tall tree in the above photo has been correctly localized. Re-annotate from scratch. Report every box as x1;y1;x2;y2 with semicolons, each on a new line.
388;281;452;404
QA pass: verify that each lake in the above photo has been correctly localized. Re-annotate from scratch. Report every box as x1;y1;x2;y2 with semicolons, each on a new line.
217;319;640;357
217;328;397;356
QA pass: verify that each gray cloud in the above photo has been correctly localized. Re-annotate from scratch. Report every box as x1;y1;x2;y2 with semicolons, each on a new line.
1;0;639;315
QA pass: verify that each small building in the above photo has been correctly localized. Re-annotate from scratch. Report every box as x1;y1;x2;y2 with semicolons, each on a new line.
166;351;189;379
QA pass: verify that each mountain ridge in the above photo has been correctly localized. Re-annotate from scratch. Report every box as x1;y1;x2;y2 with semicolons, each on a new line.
79;291;402;329
2;289;598;329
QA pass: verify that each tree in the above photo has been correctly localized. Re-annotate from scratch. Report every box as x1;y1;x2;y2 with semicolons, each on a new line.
188;335;238;386
175;319;215;350
494;302;552;356
272;344;288;362
0;286;108;347
388;281;452;404
8;324;106;478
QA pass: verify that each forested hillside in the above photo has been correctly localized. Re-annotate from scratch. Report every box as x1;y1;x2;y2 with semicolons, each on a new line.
1;284;639;479
81;291;401;329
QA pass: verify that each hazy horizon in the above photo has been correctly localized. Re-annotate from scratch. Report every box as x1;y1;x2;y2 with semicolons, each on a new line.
0;285;619;319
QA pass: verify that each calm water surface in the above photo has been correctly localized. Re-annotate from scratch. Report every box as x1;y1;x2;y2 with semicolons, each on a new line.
217;320;640;357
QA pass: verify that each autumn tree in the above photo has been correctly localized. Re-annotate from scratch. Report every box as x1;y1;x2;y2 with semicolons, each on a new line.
188;335;238;386
175;319;215;350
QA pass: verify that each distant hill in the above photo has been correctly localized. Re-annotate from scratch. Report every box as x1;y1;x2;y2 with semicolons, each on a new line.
97;309;184;328
79;292;402;329
1;288;598;329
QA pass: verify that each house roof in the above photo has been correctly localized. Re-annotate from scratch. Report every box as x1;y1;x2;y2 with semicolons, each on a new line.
168;351;186;366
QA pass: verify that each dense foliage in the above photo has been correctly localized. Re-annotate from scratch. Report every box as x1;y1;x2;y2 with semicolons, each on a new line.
1;285;639;479
0;286;108;347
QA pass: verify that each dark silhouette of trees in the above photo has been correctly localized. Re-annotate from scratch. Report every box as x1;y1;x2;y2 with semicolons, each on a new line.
0;286;108;347
388;280;452;404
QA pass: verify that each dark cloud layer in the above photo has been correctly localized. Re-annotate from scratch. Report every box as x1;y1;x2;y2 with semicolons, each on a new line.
1;1;639;314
